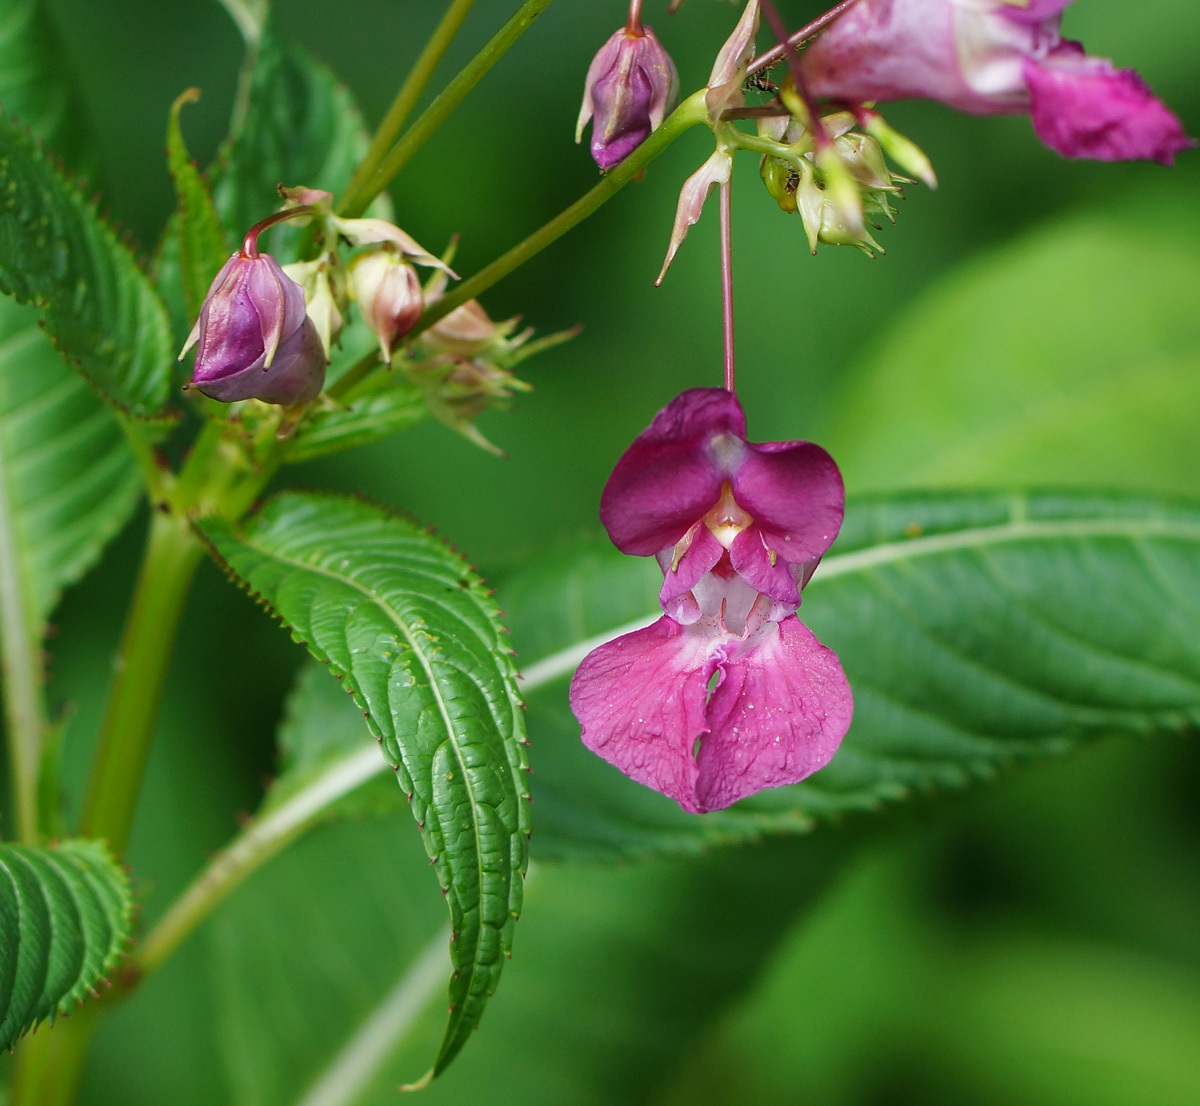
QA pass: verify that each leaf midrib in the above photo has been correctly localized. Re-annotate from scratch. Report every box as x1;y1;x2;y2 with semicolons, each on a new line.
236;534;495;1043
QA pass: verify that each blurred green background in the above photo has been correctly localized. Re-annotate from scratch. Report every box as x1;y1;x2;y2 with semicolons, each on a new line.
6;0;1200;1102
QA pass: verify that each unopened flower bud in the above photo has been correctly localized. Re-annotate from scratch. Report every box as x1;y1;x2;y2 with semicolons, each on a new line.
283;257;347;359
348;249;424;363
180;251;326;405
576;23;679;171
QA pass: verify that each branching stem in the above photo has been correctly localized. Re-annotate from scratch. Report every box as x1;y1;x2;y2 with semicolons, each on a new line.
338;0;557;218
747;0;859;76
720;176;735;392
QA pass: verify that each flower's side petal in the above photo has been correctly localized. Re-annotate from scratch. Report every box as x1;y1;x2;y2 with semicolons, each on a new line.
569;616;715;814
601;388;745;556
695;617;852;812
191;263;268;384
732;440;845;564
1024;46;1195;165
729;528;800;607
180;254;238;360
999;0;1072;25
656;149;733;285
660;524;724;608
577;29;625;142
706;0;759;122
644;27;681;131
800;0;979;111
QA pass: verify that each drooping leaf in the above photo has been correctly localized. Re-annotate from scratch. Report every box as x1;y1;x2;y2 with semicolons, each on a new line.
0;297;141;630
499;489;1200;862
0;112;175;417
0;839;134;1049
202;809;840;1106
210;24;384;265
0;0;93;168
825;215;1200;496
199;491;530;1082
166;89;233;321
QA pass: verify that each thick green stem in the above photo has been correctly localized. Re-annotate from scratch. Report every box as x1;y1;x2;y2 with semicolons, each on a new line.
0;426;45;842
77;511;204;855
10;1007;99;1106
343;0;477;212
415;89;709;334
337;0;556;218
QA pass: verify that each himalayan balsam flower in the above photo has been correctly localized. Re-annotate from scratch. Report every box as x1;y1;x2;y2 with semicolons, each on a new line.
800;0;1193;165
576;23;679;171
569;389;853;814
180;251;325;405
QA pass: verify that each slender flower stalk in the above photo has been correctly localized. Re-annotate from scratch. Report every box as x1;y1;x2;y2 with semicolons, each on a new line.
627;0;643;34
747;0;860;77
338;0;557;218
342;0;477;212
719;177;735;392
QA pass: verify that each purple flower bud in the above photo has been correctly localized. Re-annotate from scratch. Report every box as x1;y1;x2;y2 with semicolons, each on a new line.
347;250;424;363
180;251;326;405
799;0;1193;165
576;23;679;171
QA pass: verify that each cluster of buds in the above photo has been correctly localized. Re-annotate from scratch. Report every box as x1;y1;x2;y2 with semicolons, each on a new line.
180;187;458;407
408;271;577;453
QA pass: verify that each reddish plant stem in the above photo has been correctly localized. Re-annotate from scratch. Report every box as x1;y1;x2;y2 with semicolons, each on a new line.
627;0;643;34
242;205;320;258
747;0;859;76
719;176;735;393
759;0;833;152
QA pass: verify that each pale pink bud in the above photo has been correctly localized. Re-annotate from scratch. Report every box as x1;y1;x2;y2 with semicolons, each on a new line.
348;250;424;363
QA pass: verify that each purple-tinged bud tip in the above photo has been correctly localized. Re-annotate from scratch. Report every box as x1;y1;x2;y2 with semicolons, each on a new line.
347;250;424;363
576;25;679;172
179;251;326;406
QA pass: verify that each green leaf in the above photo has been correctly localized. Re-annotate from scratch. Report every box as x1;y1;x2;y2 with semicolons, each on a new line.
211;25;383;264
0;0;92;167
0;112;175;418
500;490;1200;862
265;658;404;818
825;215;1200;495
202;811;839;1106
0;839;133;1049
0;297;142;630
199;491;530;1082
166;89;233;321
285;375;431;462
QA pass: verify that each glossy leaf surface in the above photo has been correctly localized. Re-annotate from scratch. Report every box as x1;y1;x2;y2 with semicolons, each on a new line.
200;491;530;1080
0;840;133;1049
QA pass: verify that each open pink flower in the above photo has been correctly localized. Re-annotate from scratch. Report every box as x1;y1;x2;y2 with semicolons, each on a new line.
800;0;1193;165
569;389;853;813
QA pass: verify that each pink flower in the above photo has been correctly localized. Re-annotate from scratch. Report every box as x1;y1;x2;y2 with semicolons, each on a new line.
800;0;1193;165
569;389;853;814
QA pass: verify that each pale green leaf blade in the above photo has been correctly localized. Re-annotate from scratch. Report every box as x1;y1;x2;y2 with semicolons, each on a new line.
0;839;134;1049
0;297;142;628
0;112;175;417
199;491;530;1081
500;490;1200;861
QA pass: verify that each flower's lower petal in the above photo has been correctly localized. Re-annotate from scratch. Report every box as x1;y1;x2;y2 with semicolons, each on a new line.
1024;46;1195;165
601;388;744;556
695;617;852;812
730;528;800;607
731;441;844;565
569;616;715;814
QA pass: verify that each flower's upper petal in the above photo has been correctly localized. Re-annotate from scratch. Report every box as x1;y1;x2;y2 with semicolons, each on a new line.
694;616;852;812
729;528;800;608
601;388;745;556
1024;45;1195;165
569;616;715;813
731;439;845;564
658;523;724;608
